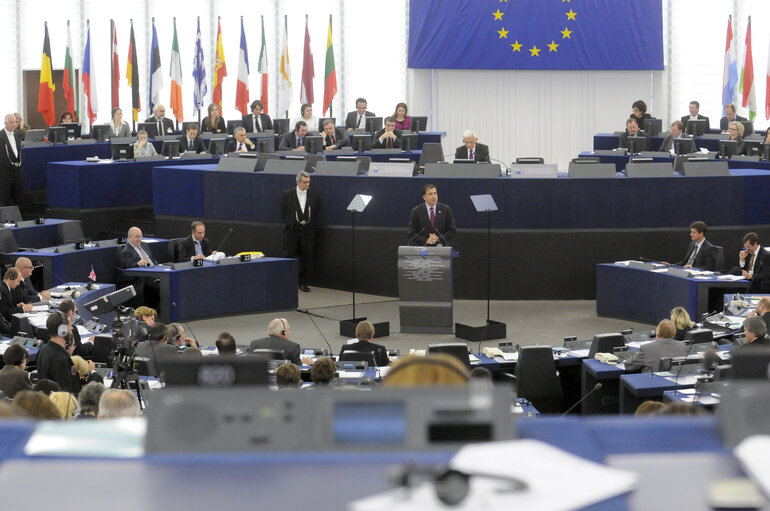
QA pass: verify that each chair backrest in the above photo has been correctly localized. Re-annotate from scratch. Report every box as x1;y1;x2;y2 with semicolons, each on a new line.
427;343;471;369
338;350;376;366
91;335;114;364
418;143;445;166
57;221;86;244
168;237;187;262
514;345;562;413
588;333;626;357
713;245;725;273
249;349;286;361
134;356;157;377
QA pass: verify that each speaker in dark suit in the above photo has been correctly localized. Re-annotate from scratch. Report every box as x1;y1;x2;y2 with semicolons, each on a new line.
243;100;273;132
345;99;376;130
177;222;213;261
0;118;24;208
729;233;770;293
281;173;320;291
408;184;456;246
455;132;490;162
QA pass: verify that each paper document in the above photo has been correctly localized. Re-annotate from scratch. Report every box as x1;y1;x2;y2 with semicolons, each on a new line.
662;374;701;386
718;275;745;281
499;352;519;361
76;325;90;336
205;252;226;261
565;348;590;358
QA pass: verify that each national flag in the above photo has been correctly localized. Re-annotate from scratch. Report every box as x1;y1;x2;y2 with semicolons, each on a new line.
111;20;120;110
213;19;227;111
82;23;98;126
126;20;141;122
258;16;269;114
62;21;78;121
149;20;163;112
38;22;56;126
300;17;314;105
169;19;184;122
322;15;337;116
277;16;292;117
739;16;756;122
235;17;250;116
88;266;96;282
722;16;738;110
766;33;770;120
193;18;207;115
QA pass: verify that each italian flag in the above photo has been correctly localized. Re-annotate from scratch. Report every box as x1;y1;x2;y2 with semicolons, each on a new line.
258;16;268;114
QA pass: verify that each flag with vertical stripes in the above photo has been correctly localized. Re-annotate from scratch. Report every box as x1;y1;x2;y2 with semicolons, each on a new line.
766;35;770;120
193;18;207;116
213;19;227;111
82;24;98;125
739;17;756;122
63;21;78;121
111;21;120;110
126;21;141;122
38;22;55;126
149;20;163;112
722;16;738;110
235;17;250;116
258;16;269;114
170;19;184;122
277;17;292;117
300;17;314;105
322;16;337;116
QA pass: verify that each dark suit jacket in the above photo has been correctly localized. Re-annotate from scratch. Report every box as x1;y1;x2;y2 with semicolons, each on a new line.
454;143;491;163
681;114;711;134
201;116;226;133
625;337;688;372
720;115;749;132
676;239;717;271
278;131;308;151
177;236;212;261
730;247;770;293
371;129;402;149
121;242;159;268
345;110;376;130
0;130;22;172
322;128;350;149
12;278;42;304
242;113;273;133
659;132;693;153
247;335;301;365
618;130;649;149
225;139;256;153
281;187;320;230
144;116;176;136
179;135;206;153
36;341;80;393
0;282;21;321
339;340;390;367
408;202;456;246
0;365;31;399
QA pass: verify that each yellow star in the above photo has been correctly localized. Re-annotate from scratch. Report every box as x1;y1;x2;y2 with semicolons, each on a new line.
566;9;577;20
529;45;541;57
497;27;509;39
492;9;504;21
562;0;570;2
499;0;508;2
561;27;573;39
510;40;522;52
548;40;559;52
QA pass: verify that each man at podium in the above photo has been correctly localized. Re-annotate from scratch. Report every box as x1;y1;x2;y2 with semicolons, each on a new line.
408;184;456;246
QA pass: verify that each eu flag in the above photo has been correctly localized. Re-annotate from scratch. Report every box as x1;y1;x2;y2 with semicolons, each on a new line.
408;0;663;70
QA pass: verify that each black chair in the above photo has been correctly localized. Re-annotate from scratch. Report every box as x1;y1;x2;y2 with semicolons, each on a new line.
514;345;563;414
588;333;626;357
338;350;376;366
427;343;471;369
134;356;157;377
56;221;86;244
683;328;714;345
249;349;286;361
418;143;444;167
167;237;187;262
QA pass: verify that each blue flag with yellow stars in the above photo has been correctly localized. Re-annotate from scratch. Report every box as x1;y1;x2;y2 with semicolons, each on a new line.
408;0;663;70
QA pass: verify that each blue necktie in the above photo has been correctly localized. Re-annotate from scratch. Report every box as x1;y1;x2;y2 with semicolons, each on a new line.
195;240;203;256
297;137;303;147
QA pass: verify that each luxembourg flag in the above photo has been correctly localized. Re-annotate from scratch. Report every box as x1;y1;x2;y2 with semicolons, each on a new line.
722;15;738;109
235;17;250;116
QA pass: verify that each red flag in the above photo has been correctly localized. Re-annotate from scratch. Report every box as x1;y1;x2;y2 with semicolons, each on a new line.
300;17;314;105
111;20;120;110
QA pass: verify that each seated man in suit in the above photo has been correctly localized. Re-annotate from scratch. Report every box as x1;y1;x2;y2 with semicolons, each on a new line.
339;320;390;367
669;220;717;270
345;97;376;131
371;117;401;149
243;100;272;133
12;257;50;303
225;127;256;153
408;184;456;246
177;221;218;262
750;297;770;328
720;103;748;133
618;118;648;149
247;318;311;365
134;323;181;372
0;268;32;322
320;118;349;150
729;232;770;293
179;123;206;153
625;320;688;372
121;226;160;308
660;120;690;154
680;100;710;135
454;130;491;162
215;332;237;355
144;104;175;137
0;344;31;399
278;121;309;151
737;316;770;348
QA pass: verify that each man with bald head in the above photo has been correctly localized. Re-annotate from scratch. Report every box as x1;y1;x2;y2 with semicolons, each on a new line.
454;130;490;162
247;318;306;365
0;113;24;208
12;257;50;304
121;227;159;308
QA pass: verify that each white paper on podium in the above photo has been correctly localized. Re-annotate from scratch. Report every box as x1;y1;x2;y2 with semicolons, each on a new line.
205;252;226;261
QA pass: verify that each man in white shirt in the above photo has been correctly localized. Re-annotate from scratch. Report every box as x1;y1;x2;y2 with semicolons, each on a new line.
0;113;24;208
280;171;321;292
729;232;770;293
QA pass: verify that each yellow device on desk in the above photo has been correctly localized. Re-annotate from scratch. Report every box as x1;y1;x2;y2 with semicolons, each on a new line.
236;251;265;258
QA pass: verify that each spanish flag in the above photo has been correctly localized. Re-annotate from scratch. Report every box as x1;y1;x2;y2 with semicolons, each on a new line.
213;18;227;111
38;22;56;126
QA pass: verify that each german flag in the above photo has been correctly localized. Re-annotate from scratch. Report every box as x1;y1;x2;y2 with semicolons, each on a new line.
126;21;141;122
38;22;55;126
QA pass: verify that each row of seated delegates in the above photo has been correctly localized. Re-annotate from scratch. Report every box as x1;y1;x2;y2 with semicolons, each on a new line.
291;103;318;135
455;130;490;162
720;103;749;133
7;387;140;420
201;103;226;134
246;318;312;366
728;232;770;293
624;320;688;373
681;100;710;135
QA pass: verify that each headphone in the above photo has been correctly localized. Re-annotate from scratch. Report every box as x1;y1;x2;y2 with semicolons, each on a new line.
279;319;288;336
167;324;181;344
385;356;469;382
54;311;69;338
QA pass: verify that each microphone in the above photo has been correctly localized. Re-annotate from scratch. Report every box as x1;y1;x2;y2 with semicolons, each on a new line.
215;228;234;253
434;227;448;246
488;157;509;174
673;339;696;395
561;383;602;416
295;308;335;359
407;228;425;246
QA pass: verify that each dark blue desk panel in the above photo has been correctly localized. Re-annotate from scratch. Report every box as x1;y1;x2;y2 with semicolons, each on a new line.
11;219;81;249
154;165;770;229
22;142;112;190
122;257;298;323
619;373;687;414
582;359;626;415
596;263;749;324
581;151;770;174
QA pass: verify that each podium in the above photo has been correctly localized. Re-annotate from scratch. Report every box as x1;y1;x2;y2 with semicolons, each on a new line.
398;246;457;334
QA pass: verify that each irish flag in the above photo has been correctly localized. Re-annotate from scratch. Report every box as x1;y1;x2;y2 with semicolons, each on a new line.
322;15;337;116
169;19;184;122
258;16;268;114
739;16;756;122
38;22;55;126
235;17;250;116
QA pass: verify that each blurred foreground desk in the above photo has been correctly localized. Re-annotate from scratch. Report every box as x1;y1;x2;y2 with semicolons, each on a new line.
122;257;298;322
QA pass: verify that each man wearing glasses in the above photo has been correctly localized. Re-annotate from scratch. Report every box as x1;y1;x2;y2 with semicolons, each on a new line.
12;257;50;304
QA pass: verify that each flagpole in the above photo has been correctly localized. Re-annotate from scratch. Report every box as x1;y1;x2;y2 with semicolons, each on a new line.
197;16;201;125
284;14;288;119
329;14;333;119
110;19;114;112
130;19;135;132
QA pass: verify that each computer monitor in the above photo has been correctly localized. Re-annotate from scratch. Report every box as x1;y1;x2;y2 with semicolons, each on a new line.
137;122;157;138
427;343;471;369
352;134;373;153
686;119;708;137
207;138;227;156
47;126;67;144
744;140;764;157
61;122;81;139
365;117;383;133
674;138;697;155
626;136;649;155
254;135;275;153
227;119;244;135
91;124;111;142
272;118;290;136
304;135;323;154
111;143;134;160
732;347;770;379
643;118;663;136
400;133;418;152
719;139;739;159
161;140;180;158
410;116;428;132
318;117;335;132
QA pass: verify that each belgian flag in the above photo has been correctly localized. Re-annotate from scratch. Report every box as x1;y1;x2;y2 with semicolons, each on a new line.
38;22;56;126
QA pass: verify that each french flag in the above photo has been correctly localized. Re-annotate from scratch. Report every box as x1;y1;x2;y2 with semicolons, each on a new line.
235;17;250;116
